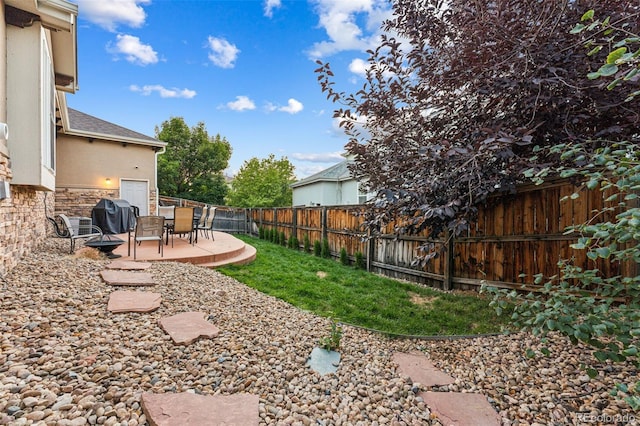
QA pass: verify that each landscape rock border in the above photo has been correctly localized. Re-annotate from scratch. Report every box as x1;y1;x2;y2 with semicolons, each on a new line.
0;237;636;425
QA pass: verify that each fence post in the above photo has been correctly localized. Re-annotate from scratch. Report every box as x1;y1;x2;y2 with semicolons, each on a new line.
273;208;278;234
443;230;454;291
366;226;374;273
321;206;328;241
292;207;298;243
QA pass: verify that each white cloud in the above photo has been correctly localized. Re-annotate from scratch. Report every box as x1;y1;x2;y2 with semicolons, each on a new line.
291;151;345;163
108;34;158;65
207;36;240;68
278;98;304;114
264;0;282;18
295;164;331;179
130;84;196;98
264;99;304;114
76;0;150;32
348;58;369;77
264;102;278;112
348;57;396;81
227;96;256;111
307;0;392;59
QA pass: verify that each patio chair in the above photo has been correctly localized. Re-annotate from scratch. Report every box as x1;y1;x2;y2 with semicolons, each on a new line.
56;214;103;254
196;206;216;240
127;205;140;256
194;206;203;225
169;207;195;247
130;216;164;260
196;205;208;230
158;205;175;220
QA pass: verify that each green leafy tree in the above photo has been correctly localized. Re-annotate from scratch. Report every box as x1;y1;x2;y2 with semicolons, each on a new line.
226;154;295;207
156;117;232;204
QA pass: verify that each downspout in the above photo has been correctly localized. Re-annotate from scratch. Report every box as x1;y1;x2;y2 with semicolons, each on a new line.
155;146;165;214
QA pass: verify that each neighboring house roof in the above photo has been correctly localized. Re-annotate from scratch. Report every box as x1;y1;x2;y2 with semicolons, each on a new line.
62;108;166;149
291;159;354;188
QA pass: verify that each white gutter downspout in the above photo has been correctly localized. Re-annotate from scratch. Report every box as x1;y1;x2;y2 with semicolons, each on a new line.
155;146;166;215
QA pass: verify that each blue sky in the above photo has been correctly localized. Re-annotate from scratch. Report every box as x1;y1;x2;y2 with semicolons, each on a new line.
67;0;393;178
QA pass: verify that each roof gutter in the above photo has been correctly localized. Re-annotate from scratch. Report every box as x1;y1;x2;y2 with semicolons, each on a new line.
63;128;167;149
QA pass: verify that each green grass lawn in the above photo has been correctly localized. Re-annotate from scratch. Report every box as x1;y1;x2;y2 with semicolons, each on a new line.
218;235;512;336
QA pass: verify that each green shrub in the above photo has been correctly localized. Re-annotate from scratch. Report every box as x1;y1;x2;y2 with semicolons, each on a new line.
340;247;349;266
258;227;264;239
318;318;343;351
313;240;322;256
321;238;331;258
354;251;365;269
289;236;299;250
279;231;286;246
304;235;311;252
270;228;277;243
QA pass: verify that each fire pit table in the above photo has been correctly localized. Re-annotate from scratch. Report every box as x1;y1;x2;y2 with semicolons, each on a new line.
85;235;125;259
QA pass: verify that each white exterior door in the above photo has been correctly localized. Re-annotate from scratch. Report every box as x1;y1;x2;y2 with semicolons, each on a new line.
120;179;149;216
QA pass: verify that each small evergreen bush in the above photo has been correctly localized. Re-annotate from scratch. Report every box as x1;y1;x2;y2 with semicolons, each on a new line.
258;227;264;239
321;238;330;258
279;231;286;246
288;236;299;250
304;235;311;252
340;247;349;265
313;240;322;256
354;251;365;269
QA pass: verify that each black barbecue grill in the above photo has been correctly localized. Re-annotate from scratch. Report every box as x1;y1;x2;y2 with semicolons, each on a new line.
91;198;135;234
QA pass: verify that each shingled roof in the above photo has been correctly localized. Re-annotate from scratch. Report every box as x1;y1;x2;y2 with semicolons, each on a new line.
65;108;165;148
291;159;354;188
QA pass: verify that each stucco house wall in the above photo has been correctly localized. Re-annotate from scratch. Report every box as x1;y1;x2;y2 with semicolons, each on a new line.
0;0;77;277
55;108;165;217
292;179;360;206
0;0;164;277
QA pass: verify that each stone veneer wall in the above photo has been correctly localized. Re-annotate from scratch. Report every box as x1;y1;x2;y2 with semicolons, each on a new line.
0;180;158;276
0;185;49;278
55;187;158;218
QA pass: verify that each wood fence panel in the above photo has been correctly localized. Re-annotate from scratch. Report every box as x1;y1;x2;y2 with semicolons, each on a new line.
244;177;633;292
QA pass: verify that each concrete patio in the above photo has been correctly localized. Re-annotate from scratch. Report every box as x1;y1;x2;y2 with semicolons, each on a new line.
108;230;256;268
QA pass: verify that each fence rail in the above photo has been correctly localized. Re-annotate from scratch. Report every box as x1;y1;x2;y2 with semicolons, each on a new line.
159;196;250;234
160;178;637;292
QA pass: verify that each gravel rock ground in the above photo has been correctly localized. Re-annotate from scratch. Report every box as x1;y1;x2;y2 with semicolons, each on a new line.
0;238;637;425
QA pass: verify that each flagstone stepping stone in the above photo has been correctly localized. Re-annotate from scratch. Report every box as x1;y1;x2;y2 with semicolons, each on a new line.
419;391;501;425
307;347;341;375
107;291;161;313
159;312;219;345
393;352;455;386
100;270;155;286
105;260;152;270
141;392;259;426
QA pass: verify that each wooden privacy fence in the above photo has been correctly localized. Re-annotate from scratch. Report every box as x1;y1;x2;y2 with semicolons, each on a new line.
248;179;637;292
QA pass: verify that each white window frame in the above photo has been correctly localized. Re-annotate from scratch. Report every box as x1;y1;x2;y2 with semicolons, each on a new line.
41;29;55;172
